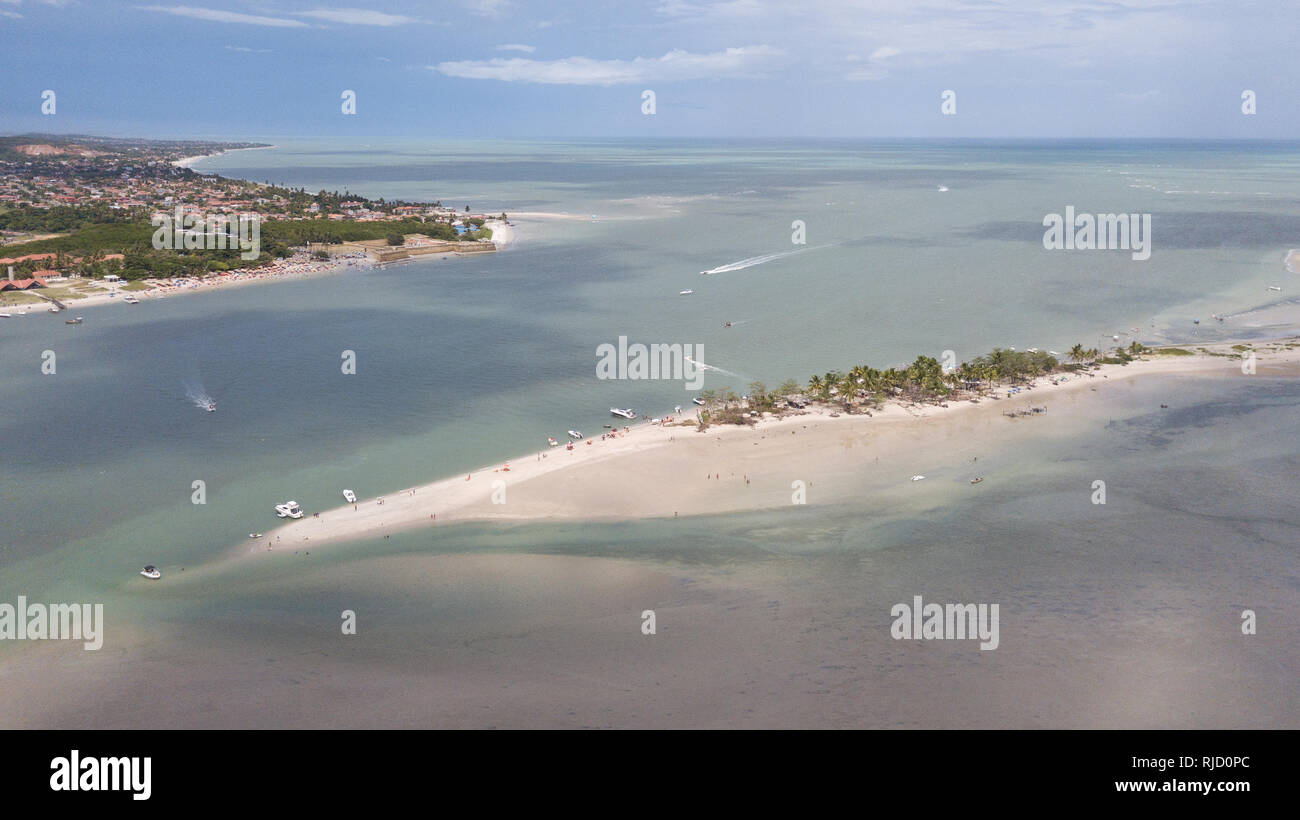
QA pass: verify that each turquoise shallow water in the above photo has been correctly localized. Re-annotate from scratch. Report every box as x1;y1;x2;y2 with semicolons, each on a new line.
1;140;1298;727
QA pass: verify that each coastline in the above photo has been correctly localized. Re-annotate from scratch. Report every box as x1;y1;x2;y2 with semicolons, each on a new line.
3;222;520;316
234;339;1300;558
171;143;276;169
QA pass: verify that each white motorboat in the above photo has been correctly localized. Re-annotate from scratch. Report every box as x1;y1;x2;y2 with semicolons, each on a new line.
124;295;140;304
342;489;357;503
568;430;583;439
1268;285;1282;291
275;500;304;519
547;437;559;447
140;565;161;580
679;289;694;295
938;185;949;192
910;475;926;482
0;313;9;319
610;407;636;419
692;397;705;406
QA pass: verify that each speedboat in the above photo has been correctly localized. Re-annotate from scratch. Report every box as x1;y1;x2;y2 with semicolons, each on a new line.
970;477;984;485
140;565;161;580
0;313;9;319
342;489;357;503
248;532;262;539
610;408;636;419
206;402;215;412
938;185;949;192
65;317;83;324
124;295;140;304
679;289;694;295
568;430;583;439
692;397;705;406
275;500;304;519
910;475;926;482
1268;285;1282;291
547;437;559;447
723;321;732;327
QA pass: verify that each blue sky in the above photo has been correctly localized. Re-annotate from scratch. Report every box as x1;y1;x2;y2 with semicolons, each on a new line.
1;0;1295;139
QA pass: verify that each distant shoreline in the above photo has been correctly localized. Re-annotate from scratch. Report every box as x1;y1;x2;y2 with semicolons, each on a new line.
170;144;277;169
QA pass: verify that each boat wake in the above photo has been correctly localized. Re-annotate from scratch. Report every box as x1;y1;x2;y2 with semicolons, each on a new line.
183;379;214;411
685;357;748;382
700;245;830;276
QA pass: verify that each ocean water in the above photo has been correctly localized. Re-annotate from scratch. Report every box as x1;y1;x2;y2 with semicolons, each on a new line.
1;139;1298;727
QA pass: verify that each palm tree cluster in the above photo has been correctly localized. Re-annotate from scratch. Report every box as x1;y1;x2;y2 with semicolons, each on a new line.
699;346;1101;419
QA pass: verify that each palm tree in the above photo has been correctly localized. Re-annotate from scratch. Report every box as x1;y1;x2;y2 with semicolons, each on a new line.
1069;343;1086;363
807;374;824;399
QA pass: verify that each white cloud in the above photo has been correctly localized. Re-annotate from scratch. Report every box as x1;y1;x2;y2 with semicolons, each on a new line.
870;46;900;62
295;8;420;26
137;6;307;27
495;44;536;53
435;45;781;86
473;0;511;18
225;45;271;53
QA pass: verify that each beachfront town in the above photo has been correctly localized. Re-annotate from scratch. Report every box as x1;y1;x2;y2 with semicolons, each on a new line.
0;135;504;303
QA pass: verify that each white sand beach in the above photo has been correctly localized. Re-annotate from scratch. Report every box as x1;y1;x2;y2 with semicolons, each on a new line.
239;340;1300;557
170;144;276;169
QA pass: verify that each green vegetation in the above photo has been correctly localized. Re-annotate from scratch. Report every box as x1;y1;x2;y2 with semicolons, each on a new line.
0;217;475;281
0;203;138;233
1149;346;1194;356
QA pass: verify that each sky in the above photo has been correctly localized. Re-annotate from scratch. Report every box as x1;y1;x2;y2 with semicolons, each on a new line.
0;0;1295;140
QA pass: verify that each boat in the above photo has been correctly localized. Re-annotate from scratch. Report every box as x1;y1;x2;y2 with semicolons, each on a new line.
206;401;215;412
1268;285;1282;291
248;532;262;539
124;295;140;304
910;475;926;482
692;397;705;406
0;313;9;319
1193;318;1200;324
140;565;161;580
723;321;732;327
547;437;559;447
65;317;83;324
937;185;949;192
610;407;636;419
567;430;583;439
342;489;357;503
970;477;984;485
679;289;694;295
274;500;304;519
